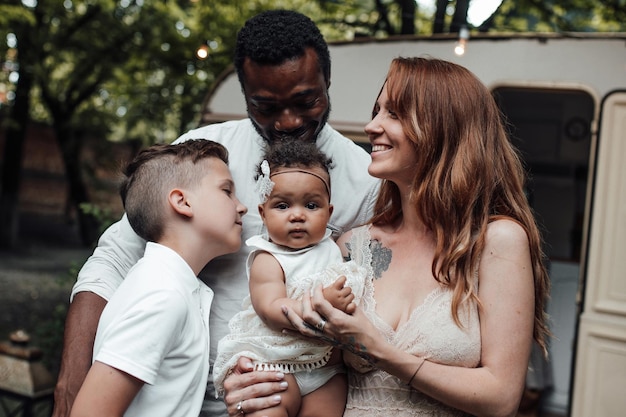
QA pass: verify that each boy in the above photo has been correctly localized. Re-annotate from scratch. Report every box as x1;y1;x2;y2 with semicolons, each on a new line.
70;139;247;417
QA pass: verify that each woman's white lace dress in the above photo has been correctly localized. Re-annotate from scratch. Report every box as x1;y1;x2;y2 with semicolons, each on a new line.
343;226;481;417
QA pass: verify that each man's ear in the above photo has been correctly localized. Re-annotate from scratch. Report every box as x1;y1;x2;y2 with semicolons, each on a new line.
169;189;193;218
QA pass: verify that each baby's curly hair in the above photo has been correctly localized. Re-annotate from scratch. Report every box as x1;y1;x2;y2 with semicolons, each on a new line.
257;139;333;179
234;10;331;86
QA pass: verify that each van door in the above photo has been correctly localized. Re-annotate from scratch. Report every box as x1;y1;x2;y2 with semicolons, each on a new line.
570;91;626;417
493;86;594;417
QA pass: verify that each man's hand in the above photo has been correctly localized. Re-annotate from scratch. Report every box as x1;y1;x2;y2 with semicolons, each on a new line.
322;275;355;314
52;292;107;417
223;357;288;416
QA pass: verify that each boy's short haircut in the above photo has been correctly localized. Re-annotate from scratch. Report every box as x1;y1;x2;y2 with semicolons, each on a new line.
120;139;228;242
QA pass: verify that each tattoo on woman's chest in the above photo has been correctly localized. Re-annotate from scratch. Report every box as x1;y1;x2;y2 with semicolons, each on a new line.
370;240;391;280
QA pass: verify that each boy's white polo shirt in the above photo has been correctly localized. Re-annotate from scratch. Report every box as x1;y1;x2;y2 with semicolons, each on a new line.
93;242;213;417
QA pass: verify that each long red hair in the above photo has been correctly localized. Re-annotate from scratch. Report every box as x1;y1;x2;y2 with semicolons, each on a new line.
369;57;550;352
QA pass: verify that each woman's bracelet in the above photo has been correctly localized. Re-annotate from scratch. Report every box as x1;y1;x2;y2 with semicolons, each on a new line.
407;358;426;386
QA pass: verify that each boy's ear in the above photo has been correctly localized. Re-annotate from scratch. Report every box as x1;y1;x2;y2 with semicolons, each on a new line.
169;189;193;218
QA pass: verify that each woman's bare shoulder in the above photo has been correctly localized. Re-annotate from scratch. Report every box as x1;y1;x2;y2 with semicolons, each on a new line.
484;218;531;259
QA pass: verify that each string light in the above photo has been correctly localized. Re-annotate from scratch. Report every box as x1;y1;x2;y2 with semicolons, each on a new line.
454;25;470;56
196;44;209;59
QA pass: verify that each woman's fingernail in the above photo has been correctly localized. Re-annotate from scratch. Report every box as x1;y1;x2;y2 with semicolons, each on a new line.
276;372;285;379
272;395;282;403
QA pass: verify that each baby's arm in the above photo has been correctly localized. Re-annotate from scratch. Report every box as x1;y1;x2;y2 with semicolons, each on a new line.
69;361;143;417
249;252;303;332
322;275;356;314
249;252;356;331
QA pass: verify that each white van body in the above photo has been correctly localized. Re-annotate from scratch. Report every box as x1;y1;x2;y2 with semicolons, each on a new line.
202;33;626;417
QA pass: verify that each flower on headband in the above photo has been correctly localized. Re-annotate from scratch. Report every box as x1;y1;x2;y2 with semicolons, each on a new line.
255;160;275;203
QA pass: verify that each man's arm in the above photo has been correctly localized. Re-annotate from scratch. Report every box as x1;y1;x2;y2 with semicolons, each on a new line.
53;292;108;417
223;357;287;416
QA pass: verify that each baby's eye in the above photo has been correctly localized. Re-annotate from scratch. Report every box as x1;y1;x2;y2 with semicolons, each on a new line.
275;202;289;210
305;202;319;210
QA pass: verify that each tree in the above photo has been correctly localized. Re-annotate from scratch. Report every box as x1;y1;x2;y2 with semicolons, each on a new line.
0;0;378;247
0;1;212;246
0;4;35;248
1;0;622;248
477;0;625;32
381;0;626;35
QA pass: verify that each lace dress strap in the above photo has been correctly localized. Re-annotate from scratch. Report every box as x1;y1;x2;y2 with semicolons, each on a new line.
349;225;374;275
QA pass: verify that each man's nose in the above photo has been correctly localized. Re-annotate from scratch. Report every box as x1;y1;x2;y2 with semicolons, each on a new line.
274;108;302;133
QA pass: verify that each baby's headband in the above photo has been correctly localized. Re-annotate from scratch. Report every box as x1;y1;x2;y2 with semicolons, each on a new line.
255;160;331;203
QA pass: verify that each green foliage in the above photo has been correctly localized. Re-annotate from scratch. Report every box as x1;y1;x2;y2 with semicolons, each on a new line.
79;202;117;237
483;0;626;32
0;1;215;146
0;0;623;161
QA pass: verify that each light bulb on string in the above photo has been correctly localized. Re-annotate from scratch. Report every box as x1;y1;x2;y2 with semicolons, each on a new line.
454;26;470;56
196;44;209;60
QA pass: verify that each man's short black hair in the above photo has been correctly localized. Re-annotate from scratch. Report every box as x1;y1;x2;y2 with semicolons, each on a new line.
234;10;331;87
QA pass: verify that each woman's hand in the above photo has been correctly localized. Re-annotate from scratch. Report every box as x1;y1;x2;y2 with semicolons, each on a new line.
222;357;288;416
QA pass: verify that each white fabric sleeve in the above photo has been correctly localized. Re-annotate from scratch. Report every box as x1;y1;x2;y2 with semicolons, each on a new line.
94;288;187;385
70;214;146;302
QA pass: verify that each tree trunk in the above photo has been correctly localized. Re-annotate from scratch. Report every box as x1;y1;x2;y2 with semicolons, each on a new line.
434;0;448;33
0;69;32;248
375;0;395;35
399;0;416;35
451;0;469;33
54;124;99;246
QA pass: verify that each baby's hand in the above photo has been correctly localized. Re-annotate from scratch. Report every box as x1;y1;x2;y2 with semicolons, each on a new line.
322;275;356;314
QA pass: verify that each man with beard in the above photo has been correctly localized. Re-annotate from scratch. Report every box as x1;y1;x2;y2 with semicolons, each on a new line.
52;9;379;417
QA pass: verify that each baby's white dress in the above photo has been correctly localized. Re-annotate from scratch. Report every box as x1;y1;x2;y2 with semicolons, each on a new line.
212;230;366;394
